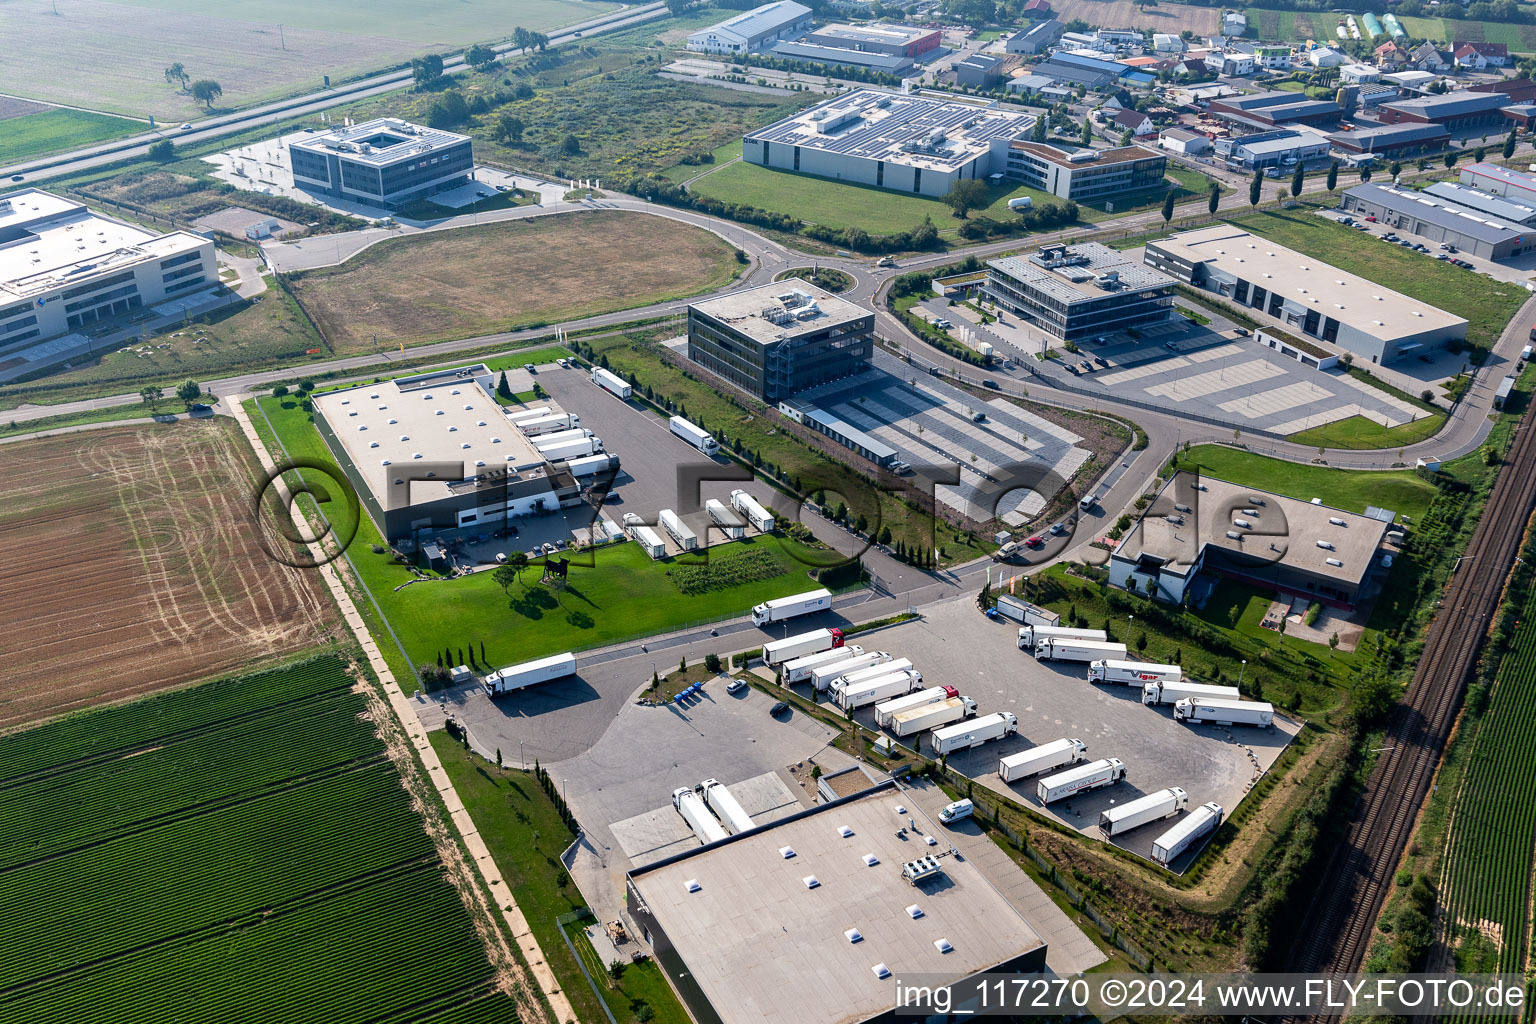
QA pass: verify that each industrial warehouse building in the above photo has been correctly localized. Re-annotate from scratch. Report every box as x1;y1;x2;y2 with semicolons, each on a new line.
983;243;1176;342
741;90;1035;197
770;40;912;73
0;189;215;355
1339;183;1535;260
1207;90;1341;128
287;118;473;209
1144;225;1467;364
1003;142;1167;203
626;781;1049;1024
1423;181;1536;225
1376;91;1511;131
1110;473;1390;607
1459;162;1536;205
1213;127;1330;171
1325;122;1450;156
687;0;812;53
800;21;939;57
687;280;873;402
312;365;582;544
1006;18;1064;54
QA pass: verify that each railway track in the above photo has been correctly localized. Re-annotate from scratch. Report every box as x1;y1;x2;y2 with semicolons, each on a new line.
1286;408;1536;982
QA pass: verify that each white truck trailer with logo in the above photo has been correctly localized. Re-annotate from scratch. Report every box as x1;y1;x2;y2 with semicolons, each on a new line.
892;696;978;738
1017;625;1108;650
1174;697;1274;727
670;415;718;455
564;453;620;479
763;628;845;667
506;406;555;426
535;436;602;462
874;685;958;728
834;670;922;711
1088;660;1183;685
831;657;917;693
730;489;775;532
1142;681;1241;706
705;499;746;539
1151;801;1224;866
518;413;581;437
1099;787;1188;838
1035;638;1128;663
782;643;862;683
751;588;831;626
529;427;592;448
927;712;1018;756
810;652;889;693
658;509;699;552
1037;758;1127;805
699;779;755;835
483;652;577;696
673;786;728;845
998;738;1088;783
591;366;633;400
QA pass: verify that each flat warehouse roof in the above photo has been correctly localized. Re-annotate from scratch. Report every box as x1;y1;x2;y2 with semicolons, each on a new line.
1381;91;1509;118
808;22;935;45
691;279;867;347
629;783;1046;1024
990;242;1175;306
1147;225;1467;342
1008;141;1161;168
1345;183;1528;243
1423;181;1536;224
289;118;470;167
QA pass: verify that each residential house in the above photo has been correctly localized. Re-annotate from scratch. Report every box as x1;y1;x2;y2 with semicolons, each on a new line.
1112;108;1156;136
1177;57;1208;77
1454;41;1508;67
1153;33;1185;54
1374;40;1411;69
1221;52;1255;76
1222;10;1247;36
1453;44;1490;71
1023;0;1052;12
1255;45;1292;69
1410;42;1451;72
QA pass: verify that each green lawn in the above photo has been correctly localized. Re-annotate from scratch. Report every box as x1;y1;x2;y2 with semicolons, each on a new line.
395;188;536;221
0;107;142;164
660;141;743;183
689;160;975;236
119;0;619;39
1288;412;1446;450
1174;444;1437;520
571;929;692;1024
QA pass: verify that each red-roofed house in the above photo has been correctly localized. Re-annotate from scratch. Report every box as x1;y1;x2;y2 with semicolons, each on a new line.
1374;40;1410;69
1023;0;1052;12
1453;40;1508;66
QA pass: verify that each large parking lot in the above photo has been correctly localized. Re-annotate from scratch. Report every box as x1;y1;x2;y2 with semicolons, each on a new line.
809;597;1299;868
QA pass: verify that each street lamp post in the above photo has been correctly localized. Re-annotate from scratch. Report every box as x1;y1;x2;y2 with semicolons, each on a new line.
1238;659;1248;691
519;739;524;770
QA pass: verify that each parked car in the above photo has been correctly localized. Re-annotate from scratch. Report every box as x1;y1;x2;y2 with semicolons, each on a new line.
769;700;790;716
727;678;748;695
1446;244;1459;253
1438;242;1450;250
523;362;536;372
1233;327;1250;336
1364;215;1378;222
982;379;999;389
9;174;22;182
1025;535;1044;548
1049;522;1067;535
1094;355;1108;366
1353;223;1369;231
1080;359;1093;372
495;552;508;564
179;123;193;131
1435;253;1451;261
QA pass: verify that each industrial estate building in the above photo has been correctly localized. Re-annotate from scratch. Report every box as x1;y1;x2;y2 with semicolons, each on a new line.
983;243;1176;342
1423;181;1536;225
626;782;1049;1024
800;22;939;58
1006;18;1064;54
687;280;873;402
1459;162;1536;205
1339;183;1535;260
741;90;1035;197
1325;122;1450;156
1144;225;1467;364
1376;91;1511;130
1213;127;1330;171
1110;473;1390;607
287;118;473;209
1207;90;1342;129
687;0;812;54
1003;142;1167;203
0;188;215;354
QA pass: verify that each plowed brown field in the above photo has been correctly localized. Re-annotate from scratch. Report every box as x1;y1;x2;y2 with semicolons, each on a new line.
0;419;337;730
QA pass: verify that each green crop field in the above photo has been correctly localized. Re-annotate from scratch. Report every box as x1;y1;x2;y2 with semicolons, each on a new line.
1394;13;1536;49
0;107;141;164
0;655;522;1024
1173;445;1437;520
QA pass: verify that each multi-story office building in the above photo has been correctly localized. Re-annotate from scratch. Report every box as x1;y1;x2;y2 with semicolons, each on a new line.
1214;127;1331;171
687;281;872;402
982;243;1176;341
1004;142;1167;203
288;118;473;209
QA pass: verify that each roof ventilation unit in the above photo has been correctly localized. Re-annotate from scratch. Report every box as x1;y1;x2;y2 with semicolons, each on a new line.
934;938;954;953
1316;539;1334;550
1329;517;1348;526
1326;557;1344;567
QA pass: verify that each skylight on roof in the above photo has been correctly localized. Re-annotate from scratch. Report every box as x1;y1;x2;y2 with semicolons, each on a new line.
837;825;853;838
906;904;924;918
780;846;796;859
863;853;879;866
872;963;891;979
803;875;820;889
845;928;863;943
685;879;701;893
934;938;953;953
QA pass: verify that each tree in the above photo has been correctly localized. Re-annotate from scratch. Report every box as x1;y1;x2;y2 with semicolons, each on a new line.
941;179;989;219
1207;183;1220;216
1359;165;1372;183
561;133;581;155
427;91;469;128
494;112;525;145
1080;116;1093;146
1248;169;1262;208
176;379;201;407
189;79;222;109
1475;147;1486;163
1504;132;1518;160
1326;161;1338;192
1329;632;1340;656
272;385;289;398
506;550;529;583
1159;190;1176;225
1444;151;1458;169
665;0;691;12
1032;114;1048;142
878;525;892;545
411;54;446;88
139;386;160;409
679;655;687;673
496;371;512;400
164;63;188;89
1289;162;1304;199
1390;160;1402;179
465;44;498;70
148;139;175;161
492;565;518;594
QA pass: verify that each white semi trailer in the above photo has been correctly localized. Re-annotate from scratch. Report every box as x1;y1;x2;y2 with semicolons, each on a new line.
673;786;728;845
1174;697;1274;727
1088;660;1183;685
1151;801;1224;866
591;366;633;400
1141;681;1241;706
529;427;592;447
810;652;889;693
535;436;602;462
1017;625;1108;649
995;596;1058;626
623;515;667;559
751;588;831;627
927;712;1018;757
834;670;921;711
658;509;699;552
699;779;755;835
998;738;1087;783
831;657;918;694
483;652;577;696
670;415;718;455
505;405;552;424
1037;758;1127;805
763;628;845;667
564;453;620;479
1099;787;1189;838
1035;638;1128;663
874;685;959;728
892;696;978;738
782;644;863;684
730;489;775;532
518;413;581;437
705;499;745;539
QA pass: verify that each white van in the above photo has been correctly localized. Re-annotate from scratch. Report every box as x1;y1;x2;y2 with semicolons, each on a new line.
938;799;974;825
1079;494;1100;511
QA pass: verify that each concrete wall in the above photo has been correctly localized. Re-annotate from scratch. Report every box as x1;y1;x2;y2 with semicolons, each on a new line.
744;137;973;196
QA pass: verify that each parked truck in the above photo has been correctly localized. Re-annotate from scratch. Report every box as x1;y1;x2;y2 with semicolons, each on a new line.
927;712;1018;757
751;588;831;627
517;413;581;437
699;779;754;835
810;651;888;693
673;786;728;845
730;489;775;533
781;644;861;684
528;427;592;447
670;415;718;455
1088;660;1183;686
892;696;978;738
591;366;633;400
535;436;601;462
1035;638;1128;663
998;738;1087;784
1037;758;1127;805
1151;801;1224;866
834;670;921;711
483;652;577;696
763;628;845;667
995;596;1058;626
705;499;746;539
874;685;958;728
1141;681;1241;706
1017;625;1108;650
623;515;667;559
831;657;917;694
658;509;700;552
1174;697;1274;727
505;405;552;424
1099;787;1188;839
564;453;620;479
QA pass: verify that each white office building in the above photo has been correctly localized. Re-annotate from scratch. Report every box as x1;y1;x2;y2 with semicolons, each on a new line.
288;118;473;209
687;1;812;53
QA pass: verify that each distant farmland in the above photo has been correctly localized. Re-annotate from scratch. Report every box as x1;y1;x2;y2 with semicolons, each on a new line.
1048;0;1219;35
0;656;533;1024
0;107;143;165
